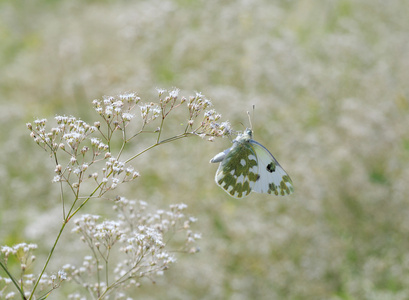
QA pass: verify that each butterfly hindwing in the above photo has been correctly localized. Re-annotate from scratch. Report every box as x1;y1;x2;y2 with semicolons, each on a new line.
214;141;259;198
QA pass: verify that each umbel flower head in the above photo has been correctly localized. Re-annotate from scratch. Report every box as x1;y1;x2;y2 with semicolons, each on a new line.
65;199;200;298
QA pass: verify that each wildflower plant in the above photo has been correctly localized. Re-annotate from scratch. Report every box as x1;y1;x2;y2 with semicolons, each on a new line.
0;89;230;299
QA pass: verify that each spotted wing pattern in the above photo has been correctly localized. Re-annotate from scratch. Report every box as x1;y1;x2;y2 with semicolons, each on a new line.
214;141;259;198
211;129;293;198
250;140;294;196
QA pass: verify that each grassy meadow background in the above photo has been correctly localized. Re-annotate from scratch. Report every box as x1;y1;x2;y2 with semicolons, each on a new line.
1;0;409;299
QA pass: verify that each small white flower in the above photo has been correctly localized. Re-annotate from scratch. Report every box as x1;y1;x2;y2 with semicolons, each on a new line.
119;92;137;101
70;156;77;164
54;164;62;173
90;138;99;146
105;106;113;117
140;104;149;118
122;113;135;121
113;100;124;108
28;244;38;250
92;99;101;106
52;175;62;183
34;118;47;126
1;246;15;256
169;88;180;99
51;127;61;135
152;107;161;118
62;264;73;270
156;88;166;96
103;99;111;105
176;203;187;210
4;278;12;284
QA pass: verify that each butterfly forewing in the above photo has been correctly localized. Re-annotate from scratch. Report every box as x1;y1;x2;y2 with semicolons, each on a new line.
215;142;259;198
250;141;294;196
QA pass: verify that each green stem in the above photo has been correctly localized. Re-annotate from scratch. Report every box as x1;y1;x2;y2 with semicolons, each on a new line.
156;114;165;144
0;261;26;299
125;133;192;164
29;181;103;299
67;182;104;222
28;222;66;300
125;143;159;164
117;127;127;159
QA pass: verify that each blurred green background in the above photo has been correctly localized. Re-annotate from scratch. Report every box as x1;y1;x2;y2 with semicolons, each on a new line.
1;0;409;299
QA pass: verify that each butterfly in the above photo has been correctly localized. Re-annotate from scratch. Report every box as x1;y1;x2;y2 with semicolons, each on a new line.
210;128;293;198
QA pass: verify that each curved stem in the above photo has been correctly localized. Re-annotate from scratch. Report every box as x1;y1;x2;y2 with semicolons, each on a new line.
125;133;192;164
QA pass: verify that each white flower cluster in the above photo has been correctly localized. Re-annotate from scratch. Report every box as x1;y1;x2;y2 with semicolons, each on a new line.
27;116;96;154
27;90;230;191
27;93;141;158
28;112;139;195
139;102;162;124
0;275;14;295
100;156;140;191
92;93;140;123
0;243;67;298
117;224;176;280
140;88;181;125
184;92;232;140
1;243;37;269
72;215;123;251
199;119;232;141
187;92;213;120
137;88;231;141
114;199;201;253
90;137;109;152
65;199;200;298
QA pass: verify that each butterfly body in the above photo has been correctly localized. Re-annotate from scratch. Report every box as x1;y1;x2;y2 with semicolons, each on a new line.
210;129;293;198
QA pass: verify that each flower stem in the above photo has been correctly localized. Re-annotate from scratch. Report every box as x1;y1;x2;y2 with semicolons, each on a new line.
28;222;66;300
29;182;103;299
0;261;26;299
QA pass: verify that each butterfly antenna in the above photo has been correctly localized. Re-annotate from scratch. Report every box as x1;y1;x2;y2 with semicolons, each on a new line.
247;105;255;130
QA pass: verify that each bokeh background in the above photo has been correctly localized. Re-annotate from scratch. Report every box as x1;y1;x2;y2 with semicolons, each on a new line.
1;0;409;299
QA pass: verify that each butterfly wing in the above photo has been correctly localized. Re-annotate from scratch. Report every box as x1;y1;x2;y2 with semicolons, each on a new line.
249;140;294;196
214;142;259;198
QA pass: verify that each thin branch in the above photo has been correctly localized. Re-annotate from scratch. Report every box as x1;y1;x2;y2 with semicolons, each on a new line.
0;261;26;300
28;223;66;300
